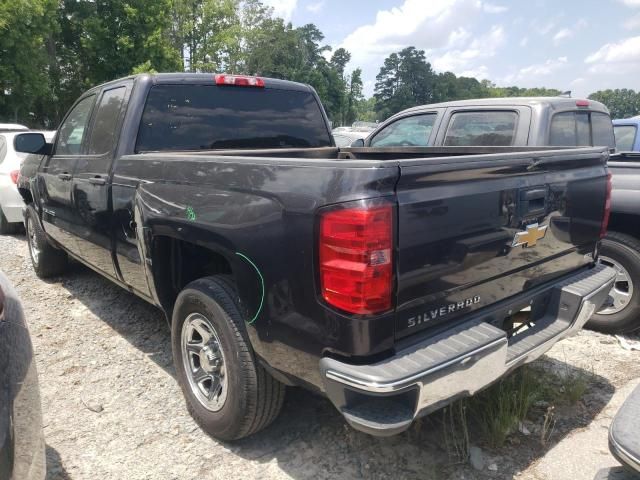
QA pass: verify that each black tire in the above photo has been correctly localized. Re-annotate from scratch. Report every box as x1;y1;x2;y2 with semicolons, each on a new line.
24;205;68;278
172;275;285;441
587;231;640;334
0;207;17;235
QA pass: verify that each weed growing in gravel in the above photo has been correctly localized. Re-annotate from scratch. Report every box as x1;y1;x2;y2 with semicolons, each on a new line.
468;366;540;448
440;362;593;452
443;400;470;462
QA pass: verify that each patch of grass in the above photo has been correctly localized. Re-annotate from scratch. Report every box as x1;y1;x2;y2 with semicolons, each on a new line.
467;366;541;448
559;370;589;405
438;361;593;451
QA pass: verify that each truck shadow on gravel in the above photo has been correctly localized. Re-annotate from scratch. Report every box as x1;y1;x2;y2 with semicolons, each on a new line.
56;263;616;480
46;445;71;480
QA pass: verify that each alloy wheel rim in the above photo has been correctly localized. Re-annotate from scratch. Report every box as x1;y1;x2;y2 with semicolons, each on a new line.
27;217;40;264
597;255;634;315
180;312;228;412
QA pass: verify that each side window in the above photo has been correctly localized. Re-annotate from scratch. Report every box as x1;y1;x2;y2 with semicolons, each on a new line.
0;136;6;164
614;125;637;151
87;87;127;155
55;95;95;156
370;114;436;147
443;111;517;146
591;112;615;149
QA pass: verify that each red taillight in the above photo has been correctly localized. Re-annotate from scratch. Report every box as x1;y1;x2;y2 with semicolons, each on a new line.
576;100;590;107
600;172;612;239
319;203;393;315
9;170;19;184
215;74;265;88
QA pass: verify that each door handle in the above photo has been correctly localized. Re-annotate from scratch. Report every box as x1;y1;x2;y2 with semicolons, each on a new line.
57;173;72;180
88;176;106;186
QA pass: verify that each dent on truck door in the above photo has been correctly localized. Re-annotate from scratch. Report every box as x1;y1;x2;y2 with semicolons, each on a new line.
72;85;130;278
39;94;96;254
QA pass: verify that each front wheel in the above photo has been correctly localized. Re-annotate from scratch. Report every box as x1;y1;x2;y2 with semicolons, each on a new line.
171;276;285;440
587;232;640;334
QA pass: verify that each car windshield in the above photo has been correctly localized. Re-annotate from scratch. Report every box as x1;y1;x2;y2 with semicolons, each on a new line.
136;84;332;151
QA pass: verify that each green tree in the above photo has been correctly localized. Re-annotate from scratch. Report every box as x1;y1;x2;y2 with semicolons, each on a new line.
0;0;58;125
588;89;640;119
330;48;351;78
374;47;436;119
344;68;363;125
173;0;239;72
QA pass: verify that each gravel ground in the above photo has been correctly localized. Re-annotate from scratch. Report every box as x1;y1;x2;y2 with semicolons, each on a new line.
1;232;639;480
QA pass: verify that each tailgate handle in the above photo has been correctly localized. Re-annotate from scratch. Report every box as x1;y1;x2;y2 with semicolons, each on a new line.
519;187;547;215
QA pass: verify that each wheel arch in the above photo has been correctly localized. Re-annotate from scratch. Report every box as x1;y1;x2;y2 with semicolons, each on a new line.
607;212;640;241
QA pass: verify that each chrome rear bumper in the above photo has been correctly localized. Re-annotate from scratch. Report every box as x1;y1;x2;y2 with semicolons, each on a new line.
320;264;616;436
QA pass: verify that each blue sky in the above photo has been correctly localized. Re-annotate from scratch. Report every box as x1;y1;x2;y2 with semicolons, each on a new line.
262;0;640;97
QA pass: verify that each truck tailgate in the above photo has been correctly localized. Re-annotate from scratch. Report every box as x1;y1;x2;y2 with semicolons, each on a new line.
395;148;609;339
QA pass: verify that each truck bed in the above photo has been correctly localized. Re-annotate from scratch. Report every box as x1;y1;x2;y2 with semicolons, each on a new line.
112;145;608;367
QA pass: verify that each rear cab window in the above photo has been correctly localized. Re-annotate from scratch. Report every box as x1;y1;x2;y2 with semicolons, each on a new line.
549;110;615;149
613;124;638;151
136;84;332;152
443;111;518;146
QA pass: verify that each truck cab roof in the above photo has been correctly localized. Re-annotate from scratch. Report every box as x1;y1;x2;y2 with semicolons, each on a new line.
396;96;609;117
613;117;640;126
85;72;314;95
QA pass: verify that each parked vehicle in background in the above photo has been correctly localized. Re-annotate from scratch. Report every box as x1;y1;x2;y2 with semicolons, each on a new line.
0;131;55;234
0;270;46;480
613;118;640;152
607;383;640;476
351;121;377;130
357;97;614;150
0;124;28;133
358;98;640;333
589;152;640;333
332;128;370;147
15;73;615;440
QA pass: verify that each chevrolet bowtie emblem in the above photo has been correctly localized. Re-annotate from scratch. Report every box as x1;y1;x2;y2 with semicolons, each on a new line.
512;223;548;248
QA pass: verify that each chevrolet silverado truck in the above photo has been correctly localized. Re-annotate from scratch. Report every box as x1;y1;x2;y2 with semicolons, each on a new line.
14;73;616;439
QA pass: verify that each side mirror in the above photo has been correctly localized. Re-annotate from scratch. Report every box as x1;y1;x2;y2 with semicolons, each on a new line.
350;138;365;148
14;133;50;155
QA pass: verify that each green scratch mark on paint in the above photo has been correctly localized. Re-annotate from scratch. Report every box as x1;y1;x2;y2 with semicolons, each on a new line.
185;206;196;221
235;252;264;325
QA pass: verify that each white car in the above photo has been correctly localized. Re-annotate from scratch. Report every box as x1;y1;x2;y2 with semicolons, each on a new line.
0;123;28;132
0;130;55;233
332;129;371;147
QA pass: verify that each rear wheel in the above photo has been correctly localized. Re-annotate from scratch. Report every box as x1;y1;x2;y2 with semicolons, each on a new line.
172;275;285;440
25;205;68;278
587;232;640;334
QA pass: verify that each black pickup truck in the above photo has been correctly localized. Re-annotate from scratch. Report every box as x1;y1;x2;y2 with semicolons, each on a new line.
14;73;616;440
